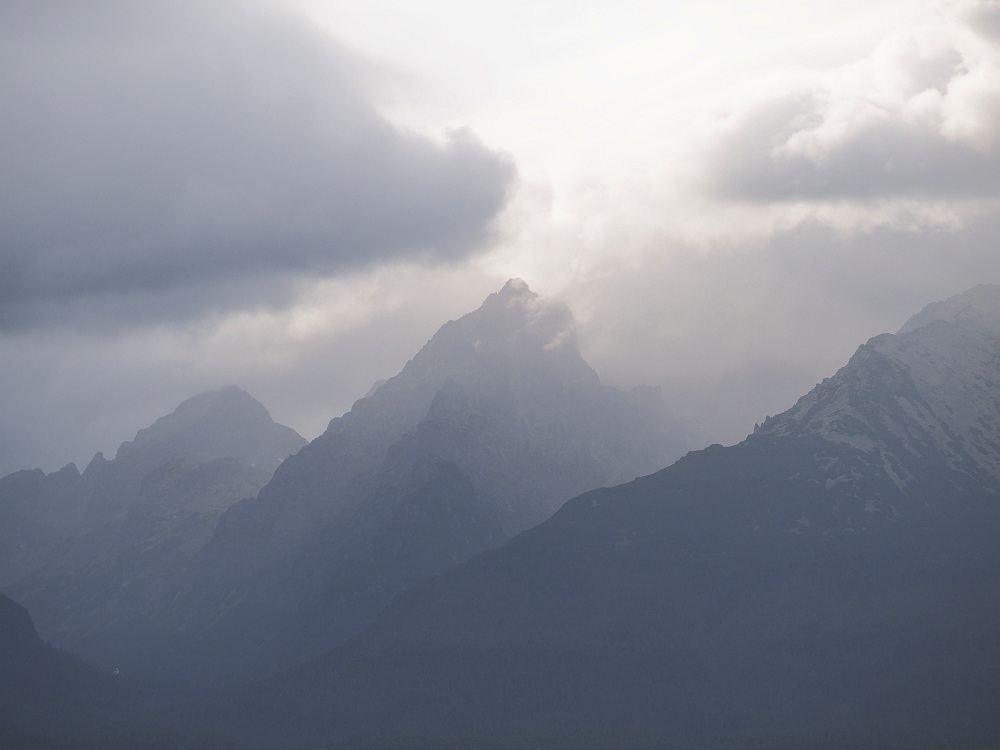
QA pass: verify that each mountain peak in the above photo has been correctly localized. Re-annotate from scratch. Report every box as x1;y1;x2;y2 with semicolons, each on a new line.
496;277;534;300
478;278;539;315
421;279;582;372
115;386;305;476
898;283;1000;336
345;281;593;437
759;283;1000;501
129;386;270;448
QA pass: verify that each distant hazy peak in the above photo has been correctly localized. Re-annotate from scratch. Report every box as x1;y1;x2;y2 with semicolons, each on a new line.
492;277;535;303
898;284;1000;336
176;384;260;412
129;385;272;447
113;385;305;475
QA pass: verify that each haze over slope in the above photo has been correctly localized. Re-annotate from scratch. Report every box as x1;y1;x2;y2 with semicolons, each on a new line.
0;386;306;667
144;279;688;684
231;284;1000;747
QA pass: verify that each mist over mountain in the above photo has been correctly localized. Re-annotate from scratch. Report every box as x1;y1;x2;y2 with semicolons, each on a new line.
116;384;306;478
0;386;306;668
5;284;1000;749
136;279;689;684
228;284;1000;747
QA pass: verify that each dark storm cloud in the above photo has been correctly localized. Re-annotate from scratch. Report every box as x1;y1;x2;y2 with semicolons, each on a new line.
0;0;515;331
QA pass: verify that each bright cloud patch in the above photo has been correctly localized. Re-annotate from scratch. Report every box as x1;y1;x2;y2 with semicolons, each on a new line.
702;0;1000;202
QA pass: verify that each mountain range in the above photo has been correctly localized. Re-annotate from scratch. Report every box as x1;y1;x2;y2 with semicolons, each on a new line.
224;284;1000;747
2;282;1000;749
0;385;306;676
1;280;688;687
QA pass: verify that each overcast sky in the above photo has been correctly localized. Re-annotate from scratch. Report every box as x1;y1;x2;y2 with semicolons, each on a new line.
3;0;1000;476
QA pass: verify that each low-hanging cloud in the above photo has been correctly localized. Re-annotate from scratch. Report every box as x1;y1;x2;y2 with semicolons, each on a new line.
0;0;516;331
701;0;1000;203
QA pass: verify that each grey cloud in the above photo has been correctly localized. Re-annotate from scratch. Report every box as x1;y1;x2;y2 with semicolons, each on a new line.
704;91;1000;202
700;11;1000;203
572;210;1000;449
0;1;515;331
960;0;1000;41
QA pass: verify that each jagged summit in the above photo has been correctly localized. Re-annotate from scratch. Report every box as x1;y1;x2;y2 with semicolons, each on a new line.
495;277;533;300
898;283;1000;335
406;279;583;384
480;277;543;320
325;281;595;442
